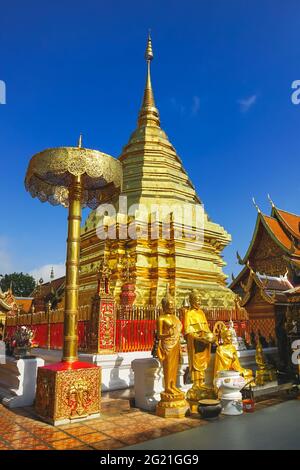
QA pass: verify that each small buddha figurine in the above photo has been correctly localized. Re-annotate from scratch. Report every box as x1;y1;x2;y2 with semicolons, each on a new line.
156;292;188;418
228;319;239;350
214;325;254;387
255;339;277;386
184;290;216;406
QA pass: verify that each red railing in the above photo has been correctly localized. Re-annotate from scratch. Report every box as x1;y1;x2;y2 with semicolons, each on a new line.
114;319;250;353
115;319;156;353
5;321;90;351
5;303;254;354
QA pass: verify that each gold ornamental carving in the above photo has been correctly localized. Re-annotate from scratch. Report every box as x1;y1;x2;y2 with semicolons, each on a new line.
35;365;101;424
252;231;287;276
66;377;92;418
25;146;122;209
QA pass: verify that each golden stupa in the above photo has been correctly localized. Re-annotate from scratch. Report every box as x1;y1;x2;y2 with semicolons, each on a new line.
79;35;236;308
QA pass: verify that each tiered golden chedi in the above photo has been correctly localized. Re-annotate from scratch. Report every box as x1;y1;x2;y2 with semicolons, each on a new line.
79;35;236;308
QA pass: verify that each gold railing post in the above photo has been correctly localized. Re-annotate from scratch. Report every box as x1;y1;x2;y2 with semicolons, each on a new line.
62;174;82;363
47;301;51;350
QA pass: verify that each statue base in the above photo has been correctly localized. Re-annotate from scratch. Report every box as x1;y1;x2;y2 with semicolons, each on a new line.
255;368;277;387
156;391;188;419
187;384;216;414
35;361;101;426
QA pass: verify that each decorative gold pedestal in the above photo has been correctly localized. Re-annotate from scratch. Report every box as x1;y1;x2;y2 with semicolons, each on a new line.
35;362;101;426
156;392;188;419
187;386;216;414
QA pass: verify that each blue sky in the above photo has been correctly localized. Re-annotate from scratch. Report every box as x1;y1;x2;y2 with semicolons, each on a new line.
1;0;299;283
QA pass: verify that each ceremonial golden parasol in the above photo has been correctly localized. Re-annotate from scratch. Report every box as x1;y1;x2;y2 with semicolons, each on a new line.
25;138;122;362
25;137;122;424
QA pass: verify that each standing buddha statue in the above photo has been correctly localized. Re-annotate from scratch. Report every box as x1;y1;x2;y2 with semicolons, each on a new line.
156;292;188;418
184;290;216;410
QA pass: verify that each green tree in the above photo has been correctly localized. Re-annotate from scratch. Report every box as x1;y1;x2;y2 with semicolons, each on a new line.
0;272;36;297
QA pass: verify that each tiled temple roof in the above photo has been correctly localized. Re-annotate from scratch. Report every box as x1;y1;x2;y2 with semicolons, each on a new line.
273;208;300;240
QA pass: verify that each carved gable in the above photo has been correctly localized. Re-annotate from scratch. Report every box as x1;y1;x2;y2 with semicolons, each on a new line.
250;226;287;276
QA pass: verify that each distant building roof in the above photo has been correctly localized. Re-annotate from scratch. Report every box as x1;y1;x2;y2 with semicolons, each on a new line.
15;297;33;313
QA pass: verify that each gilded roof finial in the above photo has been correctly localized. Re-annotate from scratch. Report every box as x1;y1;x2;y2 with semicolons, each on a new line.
246;260;255;275
78;133;83;148
252;197;261;213
236;251;244;265
267;194;275;208
138;32;160;128
145;31;154;61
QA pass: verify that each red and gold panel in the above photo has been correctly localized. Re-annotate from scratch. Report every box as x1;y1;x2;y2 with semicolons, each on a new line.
88;295;116;354
99;300;115;352
35;361;101;425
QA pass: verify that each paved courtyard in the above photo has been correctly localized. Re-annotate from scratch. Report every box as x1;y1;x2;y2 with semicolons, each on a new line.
0;392;296;450
127;397;300;450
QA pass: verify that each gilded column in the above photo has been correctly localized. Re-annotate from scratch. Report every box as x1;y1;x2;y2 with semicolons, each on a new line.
62;174;82;362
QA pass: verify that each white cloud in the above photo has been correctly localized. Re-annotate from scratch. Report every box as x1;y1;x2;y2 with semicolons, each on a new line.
170;95;201;117
29;263;65;283
191;95;200;116
238;94;257;112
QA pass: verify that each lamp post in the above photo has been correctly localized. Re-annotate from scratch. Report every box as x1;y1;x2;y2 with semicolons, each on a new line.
25;138;122;424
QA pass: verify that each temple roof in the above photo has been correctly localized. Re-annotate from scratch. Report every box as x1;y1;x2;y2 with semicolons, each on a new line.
284;285;300;295
0;288;33;313
236;207;300;268
272;207;300;240
0;297;13;311
234;269;293;306
263;214;300;254
0;287;15;311
15;297;33;313
231;201;300;306
33;276;65;300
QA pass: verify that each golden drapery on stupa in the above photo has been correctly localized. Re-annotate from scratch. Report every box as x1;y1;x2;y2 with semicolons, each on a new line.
79;34;237;308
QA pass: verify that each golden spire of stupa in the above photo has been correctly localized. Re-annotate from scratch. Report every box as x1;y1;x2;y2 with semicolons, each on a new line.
138;32;160;127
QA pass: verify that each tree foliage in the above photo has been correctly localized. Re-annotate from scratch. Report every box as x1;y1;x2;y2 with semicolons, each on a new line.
0;272;36;297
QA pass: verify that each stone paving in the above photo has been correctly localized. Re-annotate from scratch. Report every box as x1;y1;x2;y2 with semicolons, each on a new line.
0;392;289;450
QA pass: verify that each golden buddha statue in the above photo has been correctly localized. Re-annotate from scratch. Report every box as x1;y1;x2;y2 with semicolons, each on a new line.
184;290;216;408
214;324;254;386
255;339;277;386
156;293;188;418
